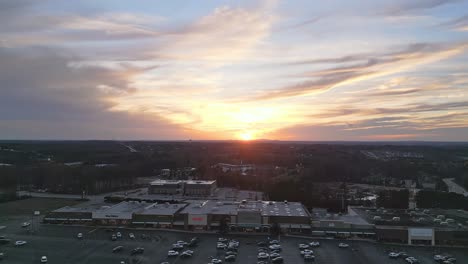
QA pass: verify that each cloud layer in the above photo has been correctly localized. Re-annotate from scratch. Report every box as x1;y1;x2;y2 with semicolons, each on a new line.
1;0;468;141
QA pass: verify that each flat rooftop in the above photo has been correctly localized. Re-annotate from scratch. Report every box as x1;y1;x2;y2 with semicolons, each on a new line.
53;201;110;213
136;203;188;215
180;200;239;215
150;180;182;186
93;201;152;220
185;180;216;185
180;200;310;217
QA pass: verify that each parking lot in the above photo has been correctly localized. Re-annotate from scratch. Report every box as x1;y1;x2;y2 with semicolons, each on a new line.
2;223;468;264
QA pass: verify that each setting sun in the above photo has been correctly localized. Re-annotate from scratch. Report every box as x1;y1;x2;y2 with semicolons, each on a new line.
239;131;254;141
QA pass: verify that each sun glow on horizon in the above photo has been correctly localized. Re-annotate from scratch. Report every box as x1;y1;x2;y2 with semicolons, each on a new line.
238;131;255;141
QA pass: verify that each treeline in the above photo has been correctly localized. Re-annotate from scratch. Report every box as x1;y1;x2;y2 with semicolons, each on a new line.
376;190;409;209
4;163;140;194
0;167;17;201
416;190;468;210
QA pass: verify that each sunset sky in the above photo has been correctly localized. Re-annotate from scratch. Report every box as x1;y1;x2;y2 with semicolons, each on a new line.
1;0;468;141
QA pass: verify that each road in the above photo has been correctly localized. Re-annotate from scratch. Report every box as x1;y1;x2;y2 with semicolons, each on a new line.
443;178;468;196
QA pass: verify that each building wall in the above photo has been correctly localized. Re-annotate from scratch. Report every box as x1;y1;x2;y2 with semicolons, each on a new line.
148;185;180;195
269;216;310;225
435;230;468;245
44;211;93;223
132;214;173;224
184;182;216;196
376;227;408;243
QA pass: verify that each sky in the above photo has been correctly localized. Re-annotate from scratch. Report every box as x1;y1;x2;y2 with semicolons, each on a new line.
1;0;468;141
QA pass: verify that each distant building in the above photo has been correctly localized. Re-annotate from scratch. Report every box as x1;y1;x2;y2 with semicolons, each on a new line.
184;180;216;196
215;163;254;173
148;180;216;197
148;180;183;195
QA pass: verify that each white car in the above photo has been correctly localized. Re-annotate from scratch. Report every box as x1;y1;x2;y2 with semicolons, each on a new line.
258;252;269;259
129;233;135;239
304;254;315;261
338;243;349;248
309;241;320;247
15;240;27;246
21;222;31;228
299;243;309;249
40;256;48;263
269;244;281;251
270;252;281;258
168;250;179;257
217;243;226;249
300;249;314;256
177;240;188;245
405;257;418;263
116;232;122;238
77;233;83;239
389;252;399;258
211;259;222;264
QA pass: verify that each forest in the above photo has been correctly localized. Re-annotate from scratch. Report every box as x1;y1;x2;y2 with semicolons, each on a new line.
1;140;467;209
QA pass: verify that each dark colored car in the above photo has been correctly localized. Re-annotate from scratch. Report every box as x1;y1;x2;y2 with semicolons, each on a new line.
272;257;284;263
112;246;123;253
130;247;144;255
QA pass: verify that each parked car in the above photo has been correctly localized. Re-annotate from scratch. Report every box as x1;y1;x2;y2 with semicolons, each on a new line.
270;252;281;258
269;244;281;251
111;234;117;241
15;240;27;246
21;222;30;228
130;247;144;256
216;243;226;250
258;252;269;260
225;254;236;262
129;233;135;239
271;256;284;263
40;256;47;263
112;246;123;253
173;243;184;250
167;250;179;257
309;241;320;247
304;254;315;261
77;233;83;239
299;243;309;249
257;241;267;247
300;249;314;256
116;232;122;238
389;252;399;258
180;252;192;258
338;243;349;248
211;258;222;263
